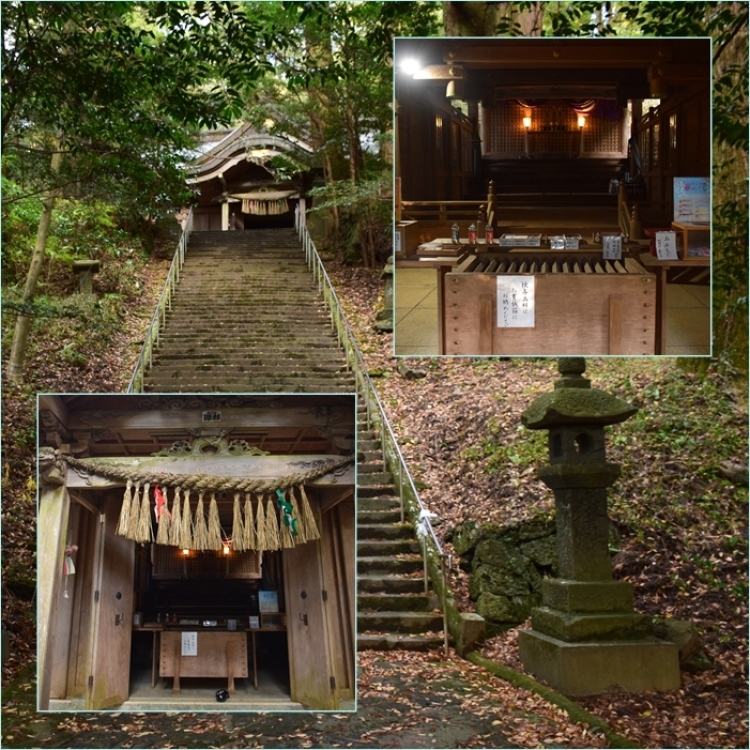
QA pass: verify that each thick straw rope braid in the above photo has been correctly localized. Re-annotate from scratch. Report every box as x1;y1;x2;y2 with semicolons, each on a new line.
62;454;353;493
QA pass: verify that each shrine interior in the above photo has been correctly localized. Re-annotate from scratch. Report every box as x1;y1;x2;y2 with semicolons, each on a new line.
38;394;356;711
393;37;711;357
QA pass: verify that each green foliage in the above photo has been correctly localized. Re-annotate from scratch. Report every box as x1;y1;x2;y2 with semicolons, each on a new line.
2;194;145;293
309;174;392;265
461;417;547;476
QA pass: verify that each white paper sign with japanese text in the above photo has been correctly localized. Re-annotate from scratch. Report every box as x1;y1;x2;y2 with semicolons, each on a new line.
497;276;535;328
602;234;622;260
655;231;678;260
182;631;198;656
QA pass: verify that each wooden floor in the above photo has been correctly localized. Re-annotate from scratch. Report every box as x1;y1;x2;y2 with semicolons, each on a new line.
47;666;307;712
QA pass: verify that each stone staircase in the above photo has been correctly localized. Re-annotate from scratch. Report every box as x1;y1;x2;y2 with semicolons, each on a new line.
143;230;354;393
141;228;444;650
356;411;444;650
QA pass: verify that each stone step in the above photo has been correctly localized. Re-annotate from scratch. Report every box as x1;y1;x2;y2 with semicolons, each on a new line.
145;362;348;376
357;555;423;576
358;461;389;475
357;611;444;634
357;472;393;486
143;379;355;394
356;497;401;513
358;538;420;557
358;593;439;612
150;351;347;365
357;633;446;651
357;523;414;541
357;509;403;525
357;574;427;595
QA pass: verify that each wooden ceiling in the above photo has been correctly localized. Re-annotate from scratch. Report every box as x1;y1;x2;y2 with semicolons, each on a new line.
395;37;711;101
38;394;356;459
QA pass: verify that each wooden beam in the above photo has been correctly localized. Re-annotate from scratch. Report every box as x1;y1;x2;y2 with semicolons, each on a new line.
319;489;355;515
443;41;674;68
63;403;354;433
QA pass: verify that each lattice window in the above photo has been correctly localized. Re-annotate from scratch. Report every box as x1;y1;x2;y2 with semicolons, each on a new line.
152;545;261;579
488;100;623;155
487;101;525;155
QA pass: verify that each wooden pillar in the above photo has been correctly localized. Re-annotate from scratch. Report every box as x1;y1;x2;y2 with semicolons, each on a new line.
221;201;230;231
38;479;71;710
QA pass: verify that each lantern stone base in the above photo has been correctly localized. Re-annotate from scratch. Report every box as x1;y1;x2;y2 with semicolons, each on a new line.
518;628;680;696
531;606;652;641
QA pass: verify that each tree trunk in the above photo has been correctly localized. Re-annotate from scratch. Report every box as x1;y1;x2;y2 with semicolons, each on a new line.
442;1;544;36
6;146;63;383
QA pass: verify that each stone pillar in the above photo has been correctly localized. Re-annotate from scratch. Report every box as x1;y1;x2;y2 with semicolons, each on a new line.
72;260;100;295
517;358;680;696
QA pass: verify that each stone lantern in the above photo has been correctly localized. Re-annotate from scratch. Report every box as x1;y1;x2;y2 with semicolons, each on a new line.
518;357;680;696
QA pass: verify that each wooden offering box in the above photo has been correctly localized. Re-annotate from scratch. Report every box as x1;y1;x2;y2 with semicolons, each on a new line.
160;630;248;693
440;251;656;355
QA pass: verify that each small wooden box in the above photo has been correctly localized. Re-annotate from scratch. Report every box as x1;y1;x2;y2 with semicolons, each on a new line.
260;612;286;629
671;222;710;261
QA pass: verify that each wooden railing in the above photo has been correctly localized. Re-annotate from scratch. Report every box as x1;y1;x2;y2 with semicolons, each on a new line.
127;208;193;393
297;216;453;655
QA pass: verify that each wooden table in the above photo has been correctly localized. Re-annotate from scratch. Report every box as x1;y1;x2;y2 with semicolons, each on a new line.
638;253;710;354
160;630;248;694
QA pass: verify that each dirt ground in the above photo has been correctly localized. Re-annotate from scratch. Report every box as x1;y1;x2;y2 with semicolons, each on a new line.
2;651;619;749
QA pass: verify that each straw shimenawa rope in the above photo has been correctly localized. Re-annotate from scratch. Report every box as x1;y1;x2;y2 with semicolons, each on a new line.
83;453;351;549
62;454;354;494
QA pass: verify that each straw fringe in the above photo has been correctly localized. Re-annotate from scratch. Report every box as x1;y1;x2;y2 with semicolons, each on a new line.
155;486;171;545
169;488;183;546
299;485;320;540
264;496;280;551
255;495;267;550
136;483;152;544
180;490;193;549
243;495;256;551
117;480;134;537
207;493;223;550
193;492;209;550
289;487;307;544
231;492;245;551
127;483;142;539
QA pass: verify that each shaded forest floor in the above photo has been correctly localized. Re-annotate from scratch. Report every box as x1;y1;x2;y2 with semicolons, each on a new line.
2;249;748;749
